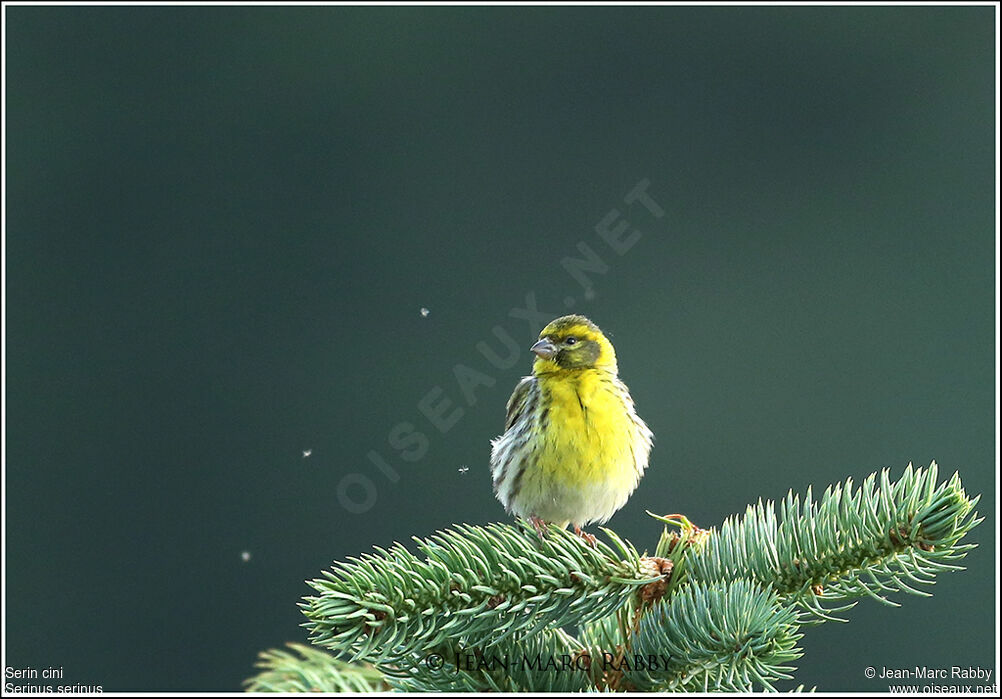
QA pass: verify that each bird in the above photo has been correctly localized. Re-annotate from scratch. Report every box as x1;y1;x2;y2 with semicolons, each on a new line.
490;314;653;543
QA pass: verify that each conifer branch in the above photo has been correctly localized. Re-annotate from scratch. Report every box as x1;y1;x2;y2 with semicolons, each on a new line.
248;462;982;692
301;522;658;663
242;643;388;693
624;579;803;692
685;462;982;621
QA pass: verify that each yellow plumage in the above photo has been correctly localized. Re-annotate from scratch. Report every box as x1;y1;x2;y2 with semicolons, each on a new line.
490;315;653;538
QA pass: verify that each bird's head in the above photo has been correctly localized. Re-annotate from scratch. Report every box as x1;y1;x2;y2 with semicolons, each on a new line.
530;315;618;374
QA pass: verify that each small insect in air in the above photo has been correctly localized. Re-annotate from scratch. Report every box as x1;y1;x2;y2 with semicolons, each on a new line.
241;550;252;562
457;465;469;474
302;449;312;458
420;307;430;317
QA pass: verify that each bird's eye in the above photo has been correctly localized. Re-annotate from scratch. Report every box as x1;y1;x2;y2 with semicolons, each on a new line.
565;337;577;346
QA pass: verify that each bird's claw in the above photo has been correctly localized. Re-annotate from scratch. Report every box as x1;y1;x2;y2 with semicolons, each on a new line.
573;525;598;547
528;515;548;541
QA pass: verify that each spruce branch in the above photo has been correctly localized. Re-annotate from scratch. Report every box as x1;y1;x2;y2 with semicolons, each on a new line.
685;462;982;621
301;522;659;663
242;643;388;693
252;462;981;692
626;579;803;692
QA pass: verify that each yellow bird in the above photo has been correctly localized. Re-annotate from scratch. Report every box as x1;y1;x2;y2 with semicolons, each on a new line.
490;315;653;542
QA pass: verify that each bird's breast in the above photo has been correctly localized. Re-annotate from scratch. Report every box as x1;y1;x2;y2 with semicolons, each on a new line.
538;371;641;481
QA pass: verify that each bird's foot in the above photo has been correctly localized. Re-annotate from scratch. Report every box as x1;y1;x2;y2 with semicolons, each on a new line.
573;525;598;547
528;515;548;541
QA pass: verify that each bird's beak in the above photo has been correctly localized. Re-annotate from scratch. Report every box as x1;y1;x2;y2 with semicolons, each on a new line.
531;338;558;359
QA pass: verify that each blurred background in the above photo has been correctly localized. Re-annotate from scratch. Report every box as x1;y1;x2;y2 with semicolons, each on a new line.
4;5;996;692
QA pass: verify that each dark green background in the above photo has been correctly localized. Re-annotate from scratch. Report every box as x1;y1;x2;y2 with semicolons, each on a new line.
5;5;996;692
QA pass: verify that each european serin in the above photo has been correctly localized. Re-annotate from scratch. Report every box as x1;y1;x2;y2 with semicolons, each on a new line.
490;315;653;542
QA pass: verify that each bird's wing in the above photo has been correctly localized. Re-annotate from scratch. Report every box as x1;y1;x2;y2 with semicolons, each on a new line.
504;376;535;431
